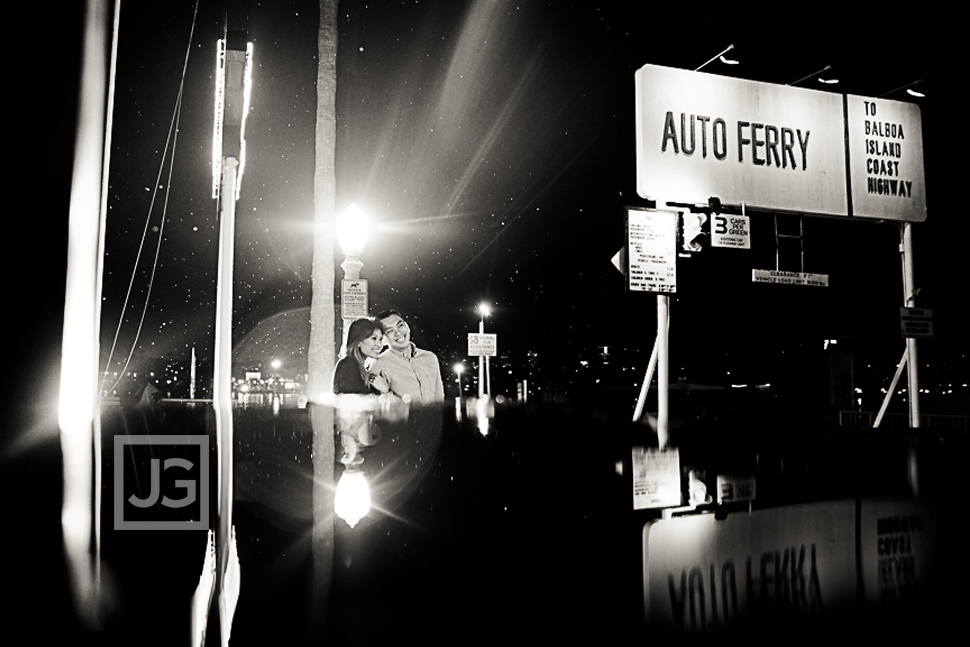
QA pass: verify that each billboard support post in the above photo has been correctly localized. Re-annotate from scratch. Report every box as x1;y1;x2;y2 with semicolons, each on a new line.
901;222;920;428
657;295;669;450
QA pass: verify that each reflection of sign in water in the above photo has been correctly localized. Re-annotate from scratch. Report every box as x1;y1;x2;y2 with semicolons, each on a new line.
626;207;678;294
643;500;857;632
716;474;756;503
859;499;937;611
642;498;939;634
468;333;497;357
341;279;369;319
632;446;681;509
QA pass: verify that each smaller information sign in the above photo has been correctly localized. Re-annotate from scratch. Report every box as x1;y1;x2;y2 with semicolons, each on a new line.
626;207;678;294
752;269;829;287
341;279;369;319
711;213;750;249
468;332;497;357
900;307;933;339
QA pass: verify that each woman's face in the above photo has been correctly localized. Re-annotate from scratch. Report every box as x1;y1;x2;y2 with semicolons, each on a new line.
357;329;384;359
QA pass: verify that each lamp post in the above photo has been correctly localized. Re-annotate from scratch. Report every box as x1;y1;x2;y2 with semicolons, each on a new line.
334;202;373;529
336;203;370;352
478;303;491;398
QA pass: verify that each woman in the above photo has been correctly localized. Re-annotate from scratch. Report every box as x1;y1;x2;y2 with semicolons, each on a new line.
333;318;389;467
333;317;390;395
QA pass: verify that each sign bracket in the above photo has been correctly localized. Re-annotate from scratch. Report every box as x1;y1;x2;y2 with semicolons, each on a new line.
774;214;805;272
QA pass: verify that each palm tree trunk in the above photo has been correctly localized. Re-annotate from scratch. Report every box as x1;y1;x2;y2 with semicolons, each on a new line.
309;0;338;630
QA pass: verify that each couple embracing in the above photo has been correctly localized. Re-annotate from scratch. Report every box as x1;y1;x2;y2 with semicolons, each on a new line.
333;309;444;405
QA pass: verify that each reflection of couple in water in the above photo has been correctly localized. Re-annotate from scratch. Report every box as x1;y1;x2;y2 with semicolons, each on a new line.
332;310;444;472
333;309;444;404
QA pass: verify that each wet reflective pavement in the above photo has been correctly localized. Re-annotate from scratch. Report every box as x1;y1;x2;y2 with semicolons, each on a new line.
7;400;966;644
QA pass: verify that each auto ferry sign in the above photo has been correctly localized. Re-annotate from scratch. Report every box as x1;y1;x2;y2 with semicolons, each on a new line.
635;64;926;222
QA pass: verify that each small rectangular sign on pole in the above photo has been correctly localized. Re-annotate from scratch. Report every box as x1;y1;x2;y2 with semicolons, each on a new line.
900;307;933;339
711;213;750;249
468;332;497;357
625;207;678;294
341;279;369;320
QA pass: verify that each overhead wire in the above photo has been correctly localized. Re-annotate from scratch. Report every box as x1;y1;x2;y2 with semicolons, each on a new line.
100;0;201;397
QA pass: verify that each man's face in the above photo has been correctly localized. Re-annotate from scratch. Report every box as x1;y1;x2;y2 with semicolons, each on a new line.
380;314;411;352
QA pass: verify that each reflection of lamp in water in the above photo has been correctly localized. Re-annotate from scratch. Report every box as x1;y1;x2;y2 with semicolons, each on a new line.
454;363;465;397
453;363;465;422
334;395;378;528
335;465;370;529
470;396;494;437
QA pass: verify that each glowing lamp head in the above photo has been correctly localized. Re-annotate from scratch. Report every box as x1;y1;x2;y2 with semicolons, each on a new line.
335;467;371;529
336;203;370;256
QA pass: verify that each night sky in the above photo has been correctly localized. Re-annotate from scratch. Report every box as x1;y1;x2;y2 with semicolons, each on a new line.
11;1;963;420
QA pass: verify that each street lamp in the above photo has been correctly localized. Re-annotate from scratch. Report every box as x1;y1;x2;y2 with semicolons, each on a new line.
336;203;371;353
478;303;491;398
334;202;374;529
336;202;369;263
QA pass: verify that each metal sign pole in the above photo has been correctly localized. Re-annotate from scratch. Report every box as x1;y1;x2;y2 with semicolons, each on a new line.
901;223;920;427
657;294;670;449
478;319;486;398
633;338;659;424
633;313;671;425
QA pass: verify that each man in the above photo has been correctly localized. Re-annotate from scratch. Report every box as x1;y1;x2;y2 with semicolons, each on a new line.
370;309;444;404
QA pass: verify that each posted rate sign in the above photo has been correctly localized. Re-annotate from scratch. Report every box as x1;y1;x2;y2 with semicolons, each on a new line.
625;207;678;294
635;64;926;222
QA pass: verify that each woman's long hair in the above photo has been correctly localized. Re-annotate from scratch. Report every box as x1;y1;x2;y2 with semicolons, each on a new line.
343;318;383;386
